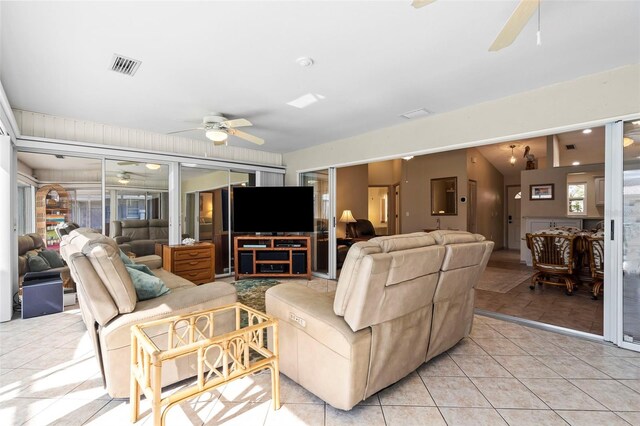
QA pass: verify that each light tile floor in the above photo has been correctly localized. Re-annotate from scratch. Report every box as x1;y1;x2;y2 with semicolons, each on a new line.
2;278;640;425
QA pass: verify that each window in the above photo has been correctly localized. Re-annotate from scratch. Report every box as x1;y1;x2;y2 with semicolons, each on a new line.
568;183;586;215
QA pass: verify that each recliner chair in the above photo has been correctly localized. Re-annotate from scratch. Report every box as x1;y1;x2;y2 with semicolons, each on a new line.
346;218;377;241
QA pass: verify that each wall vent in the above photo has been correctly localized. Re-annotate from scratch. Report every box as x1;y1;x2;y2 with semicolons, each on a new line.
565;144;576;150
109;54;141;76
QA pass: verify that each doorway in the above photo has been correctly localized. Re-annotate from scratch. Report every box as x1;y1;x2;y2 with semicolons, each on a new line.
467;180;477;233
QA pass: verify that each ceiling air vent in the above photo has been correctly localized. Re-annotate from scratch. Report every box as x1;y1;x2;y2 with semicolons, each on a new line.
109;54;141;76
400;108;431;119
565;144;576;150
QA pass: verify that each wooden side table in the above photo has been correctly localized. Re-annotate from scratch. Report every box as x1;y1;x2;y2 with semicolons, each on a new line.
130;303;280;426
160;242;215;285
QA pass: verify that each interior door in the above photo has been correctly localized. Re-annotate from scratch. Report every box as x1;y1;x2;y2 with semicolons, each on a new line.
507;185;521;250
467;180;477;233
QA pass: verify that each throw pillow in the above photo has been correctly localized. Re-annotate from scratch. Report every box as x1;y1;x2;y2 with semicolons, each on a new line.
125;265;170;301
119;249;134;265
27;254;51;272
125;263;154;276
38;249;65;268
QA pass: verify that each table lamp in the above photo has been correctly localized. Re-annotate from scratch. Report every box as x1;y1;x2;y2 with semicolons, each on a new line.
339;210;357;238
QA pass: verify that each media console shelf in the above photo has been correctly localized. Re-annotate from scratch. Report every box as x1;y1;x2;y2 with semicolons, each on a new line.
234;236;311;280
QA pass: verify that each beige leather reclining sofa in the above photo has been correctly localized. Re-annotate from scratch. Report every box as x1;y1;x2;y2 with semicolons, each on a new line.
60;228;237;398
266;230;493;410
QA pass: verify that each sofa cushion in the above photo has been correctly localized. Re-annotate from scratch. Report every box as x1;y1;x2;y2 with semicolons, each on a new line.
370;232;434;253
18;235;35;255
39;249;65;268
430;230;485;245
68;229;138;313
126;265;170;301
62;250;119;326
333;241;382;316
27;233;45;250
101;281;237;350
121;220;150;240
148;219;169;240
27;254;50;272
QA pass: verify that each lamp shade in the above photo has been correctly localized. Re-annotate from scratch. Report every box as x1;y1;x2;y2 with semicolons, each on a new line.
339;210;356;223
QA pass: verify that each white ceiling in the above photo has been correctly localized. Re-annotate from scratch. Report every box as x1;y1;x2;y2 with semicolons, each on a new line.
1;1;639;154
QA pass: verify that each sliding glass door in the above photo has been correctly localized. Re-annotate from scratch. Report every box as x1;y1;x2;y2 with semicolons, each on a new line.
621;119;640;349
300;168;336;278
180;165;255;276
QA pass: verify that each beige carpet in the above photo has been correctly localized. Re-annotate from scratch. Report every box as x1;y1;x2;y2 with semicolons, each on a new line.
476;267;535;293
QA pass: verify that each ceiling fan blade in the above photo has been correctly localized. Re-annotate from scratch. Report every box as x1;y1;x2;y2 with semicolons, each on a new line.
222;118;252;128
489;0;538;52
229;129;265;146
167;127;204;135
411;0;437;9
117;161;139;166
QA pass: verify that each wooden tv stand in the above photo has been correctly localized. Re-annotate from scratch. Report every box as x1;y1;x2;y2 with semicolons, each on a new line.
234;236;311;280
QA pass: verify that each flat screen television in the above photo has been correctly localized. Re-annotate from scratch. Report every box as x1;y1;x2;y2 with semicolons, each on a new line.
232;186;314;233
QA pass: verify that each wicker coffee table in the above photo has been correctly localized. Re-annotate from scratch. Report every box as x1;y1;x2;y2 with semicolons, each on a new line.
130;303;280;426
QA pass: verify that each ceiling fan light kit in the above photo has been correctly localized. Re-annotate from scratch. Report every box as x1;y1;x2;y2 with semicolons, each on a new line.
205;129;228;143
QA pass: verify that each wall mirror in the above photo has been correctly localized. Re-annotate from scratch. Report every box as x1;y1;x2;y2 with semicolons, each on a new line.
431;177;457;215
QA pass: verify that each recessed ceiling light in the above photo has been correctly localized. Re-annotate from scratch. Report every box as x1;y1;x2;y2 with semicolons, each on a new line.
632;121;640;126
582;129;592;134
402;156;414;161
572;161;580;166
286;93;325;109
296;57;314;67
146;163;161;170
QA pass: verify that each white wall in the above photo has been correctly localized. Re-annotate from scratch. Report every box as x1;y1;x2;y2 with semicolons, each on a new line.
283;65;640;184
401;149;468;233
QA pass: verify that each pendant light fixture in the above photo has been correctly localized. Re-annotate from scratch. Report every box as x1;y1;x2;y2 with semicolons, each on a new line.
509;144;517;166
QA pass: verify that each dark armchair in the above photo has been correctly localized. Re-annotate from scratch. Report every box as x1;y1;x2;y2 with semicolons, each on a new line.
346;219;378;241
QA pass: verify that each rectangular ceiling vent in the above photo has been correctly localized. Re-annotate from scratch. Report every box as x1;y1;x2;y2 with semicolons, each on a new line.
565;144;576;150
109;54;141;76
55;155;65;159
400;108;431;120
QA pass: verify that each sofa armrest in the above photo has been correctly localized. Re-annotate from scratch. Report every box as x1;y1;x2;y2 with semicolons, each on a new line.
266;283;368;358
134;255;162;270
114;236;131;244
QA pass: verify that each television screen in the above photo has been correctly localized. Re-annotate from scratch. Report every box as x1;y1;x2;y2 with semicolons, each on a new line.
232;186;314;233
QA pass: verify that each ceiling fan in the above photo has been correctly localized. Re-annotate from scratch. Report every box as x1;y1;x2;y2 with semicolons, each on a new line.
412;0;541;52
116;171;144;184
168;114;264;146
